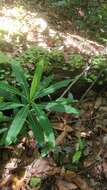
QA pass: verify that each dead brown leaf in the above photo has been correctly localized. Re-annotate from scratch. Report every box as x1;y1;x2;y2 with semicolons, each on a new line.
27;158;60;178
0;175;12;188
84;157;95;168
12;176;24;190
56;130;67;145
53;122;73;132
0;174;25;190
55;123;73;145
0;165;26;189
63;170;94;190
82;100;95;111
56;179;77;190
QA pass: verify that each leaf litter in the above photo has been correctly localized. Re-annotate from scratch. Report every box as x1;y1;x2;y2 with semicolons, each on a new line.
1;91;106;190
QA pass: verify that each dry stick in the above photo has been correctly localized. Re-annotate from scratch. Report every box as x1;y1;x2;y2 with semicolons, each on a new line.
59;65;91;98
59;72;84;98
51;115;99;124
80;69;103;101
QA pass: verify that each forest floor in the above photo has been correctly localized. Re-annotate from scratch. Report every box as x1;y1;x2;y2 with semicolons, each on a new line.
0;1;107;190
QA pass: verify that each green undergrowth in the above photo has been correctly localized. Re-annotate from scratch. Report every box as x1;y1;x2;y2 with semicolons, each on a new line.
47;0;107;43
0;46;107;89
0;45;107;158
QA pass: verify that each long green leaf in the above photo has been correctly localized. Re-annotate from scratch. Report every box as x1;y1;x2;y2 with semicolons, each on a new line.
33;103;55;148
39;75;54;91
0;128;7;134
30;59;44;100
0;82;22;96
36;102;79;115
0;90;20;102
5;105;29;145
11;59;29;99
0;102;23;111
34;79;71;99
41;75;54;89
28;112;44;145
0;90;11;101
35;75;54;97
72;150;82;163
36;98;74;109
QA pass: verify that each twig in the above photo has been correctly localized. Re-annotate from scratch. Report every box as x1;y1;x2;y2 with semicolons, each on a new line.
51;115;99;124
80;69;103;101
59;65;91;98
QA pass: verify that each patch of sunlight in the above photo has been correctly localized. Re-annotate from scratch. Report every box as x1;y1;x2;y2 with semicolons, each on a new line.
49;29;57;37
0;6;105;55
0;6;48;46
35;18;47;32
61;33;105;55
0;17;28;34
2;7;26;18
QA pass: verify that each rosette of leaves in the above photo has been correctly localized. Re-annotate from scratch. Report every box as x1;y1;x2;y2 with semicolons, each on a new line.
0;58;79;154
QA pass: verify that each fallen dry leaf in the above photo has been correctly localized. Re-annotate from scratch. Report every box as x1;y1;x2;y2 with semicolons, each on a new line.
0;165;26;190
0;174;25;190
12;176;25;190
63;170;94;190
0;157;60;189
53;122;73;132
72;175;94;190
55;123;73;145
82;100;95;111
56;179;77;190
0;175;12;188
27;158;60;178
56;130;67;145
84;157;95;168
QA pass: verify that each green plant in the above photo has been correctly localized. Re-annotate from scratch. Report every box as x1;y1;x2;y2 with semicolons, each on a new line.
49;50;64;65
22;46;49;65
0;51;10;64
50;0;80;7
72;138;86;163
84;55;107;85
29;176;41;188
0;58;79;155
92;55;107;69
21;47;65;72
68;53;84;69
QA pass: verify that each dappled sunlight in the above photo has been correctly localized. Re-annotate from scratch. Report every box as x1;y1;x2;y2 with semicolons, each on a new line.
0;7;29;34
0;6;49;51
62;33;105;55
0;6;106;55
